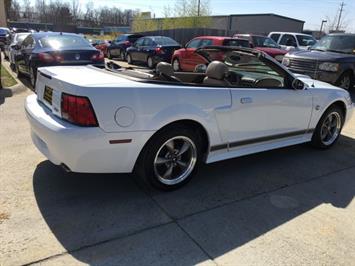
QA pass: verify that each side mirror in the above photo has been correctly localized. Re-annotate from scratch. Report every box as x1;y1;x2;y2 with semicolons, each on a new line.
292;78;305;90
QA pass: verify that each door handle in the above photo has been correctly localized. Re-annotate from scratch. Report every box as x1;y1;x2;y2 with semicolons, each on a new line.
240;97;253;104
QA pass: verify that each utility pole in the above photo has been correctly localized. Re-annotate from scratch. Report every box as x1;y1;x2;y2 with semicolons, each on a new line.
197;0;201;16
336;1;345;31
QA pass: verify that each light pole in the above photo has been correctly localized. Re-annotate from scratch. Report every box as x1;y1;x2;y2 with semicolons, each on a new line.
197;0;201;16
320;20;327;37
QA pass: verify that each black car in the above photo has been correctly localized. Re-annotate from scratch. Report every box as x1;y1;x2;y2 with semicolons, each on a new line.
282;34;355;90
107;34;144;60
0;27;10;51
126;36;182;68
14;32;105;87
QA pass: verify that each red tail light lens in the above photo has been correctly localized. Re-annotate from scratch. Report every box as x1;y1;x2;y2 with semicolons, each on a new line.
38;52;55;63
155;47;165;54
124;41;131;45
91;51;104;61
61;93;98;127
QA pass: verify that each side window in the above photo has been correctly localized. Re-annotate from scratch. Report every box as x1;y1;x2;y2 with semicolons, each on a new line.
143;38;154;46
186;39;201;48
200;39;213;47
135;38;145;47
279;34;297;47
270;34;280;43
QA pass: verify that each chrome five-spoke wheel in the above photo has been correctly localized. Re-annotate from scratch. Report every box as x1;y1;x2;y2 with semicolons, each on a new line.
154;136;197;186
320;112;341;146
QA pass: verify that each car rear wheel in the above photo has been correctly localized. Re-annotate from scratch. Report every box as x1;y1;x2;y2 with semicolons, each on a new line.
311;105;344;149
30;66;37;88
172;58;181;71
147;56;154;69
136;126;202;190
337;71;354;91
127;53;133;64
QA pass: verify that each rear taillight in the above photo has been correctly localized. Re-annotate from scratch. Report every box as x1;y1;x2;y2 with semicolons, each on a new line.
124;41;131;45
39;52;64;63
38;52;55;63
91;51;104;61
61;93;98;127
155;47;165;54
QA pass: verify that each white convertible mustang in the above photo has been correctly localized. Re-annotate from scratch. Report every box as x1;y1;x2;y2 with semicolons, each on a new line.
25;46;353;190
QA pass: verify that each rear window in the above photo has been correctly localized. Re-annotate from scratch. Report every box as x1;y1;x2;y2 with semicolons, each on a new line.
39;35;91;49
152;37;179;46
223;39;250;48
270;34;280;42
296;35;317;46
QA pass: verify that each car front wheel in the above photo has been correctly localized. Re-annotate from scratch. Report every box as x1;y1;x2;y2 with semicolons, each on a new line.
147;56;154;69
136;126;202;190
311;105;344;149
337;71;354;91
172;58;181;71
127;53;133;64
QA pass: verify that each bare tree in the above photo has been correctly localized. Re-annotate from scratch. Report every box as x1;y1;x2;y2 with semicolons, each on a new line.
70;0;81;23
22;0;34;20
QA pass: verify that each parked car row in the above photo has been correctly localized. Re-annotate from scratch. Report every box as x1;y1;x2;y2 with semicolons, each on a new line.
3;31;105;87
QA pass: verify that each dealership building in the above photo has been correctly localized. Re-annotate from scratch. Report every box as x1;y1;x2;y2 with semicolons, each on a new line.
210;13;305;35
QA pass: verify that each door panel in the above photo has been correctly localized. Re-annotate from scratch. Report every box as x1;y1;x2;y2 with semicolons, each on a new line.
223;88;313;148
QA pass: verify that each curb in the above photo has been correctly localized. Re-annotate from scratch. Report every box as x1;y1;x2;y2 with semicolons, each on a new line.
1;55;29;95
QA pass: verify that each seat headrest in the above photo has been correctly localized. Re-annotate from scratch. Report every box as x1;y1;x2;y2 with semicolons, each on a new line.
206;61;229;80
156;62;174;77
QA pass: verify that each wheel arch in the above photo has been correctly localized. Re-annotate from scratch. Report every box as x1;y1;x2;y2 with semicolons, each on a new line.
134;119;211;173
322;100;347;121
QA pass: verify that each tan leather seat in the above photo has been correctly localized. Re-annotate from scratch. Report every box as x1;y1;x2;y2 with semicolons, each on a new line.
156;62;181;82
203;61;231;86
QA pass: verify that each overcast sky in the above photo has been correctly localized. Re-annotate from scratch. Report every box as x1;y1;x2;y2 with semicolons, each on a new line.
29;0;355;32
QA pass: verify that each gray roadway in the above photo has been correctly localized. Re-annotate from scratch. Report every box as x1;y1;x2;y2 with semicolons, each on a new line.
1;58;355;265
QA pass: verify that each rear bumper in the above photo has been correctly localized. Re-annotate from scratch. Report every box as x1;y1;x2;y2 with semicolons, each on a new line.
25;94;155;173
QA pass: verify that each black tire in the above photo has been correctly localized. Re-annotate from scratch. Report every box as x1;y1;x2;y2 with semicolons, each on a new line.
135;126;203;190
311;105;344;149
107;50;112;59
172;58;181;72
126;53;133;64
119;50;126;61
30;66;37;88
147;56;154;69
336;71;354;91
15;64;23;78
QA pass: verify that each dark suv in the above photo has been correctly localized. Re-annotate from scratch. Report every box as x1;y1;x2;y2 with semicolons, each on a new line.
107;34;143;60
282;34;355;90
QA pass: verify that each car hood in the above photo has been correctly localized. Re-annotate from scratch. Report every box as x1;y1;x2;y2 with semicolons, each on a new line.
256;47;287;56
287;50;354;61
294;74;343;91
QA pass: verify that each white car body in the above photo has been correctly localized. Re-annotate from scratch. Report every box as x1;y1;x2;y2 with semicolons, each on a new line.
268;32;317;51
25;63;353;175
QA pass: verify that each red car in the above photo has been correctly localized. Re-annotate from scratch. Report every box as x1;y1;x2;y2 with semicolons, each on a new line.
171;36;250;72
233;34;287;62
91;40;111;57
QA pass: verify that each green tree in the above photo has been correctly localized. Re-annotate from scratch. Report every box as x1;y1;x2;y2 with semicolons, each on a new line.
132;0;212;32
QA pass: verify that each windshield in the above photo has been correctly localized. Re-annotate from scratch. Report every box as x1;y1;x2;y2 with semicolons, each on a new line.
39;35;92;49
252;36;280;48
296;35;316;46
311;35;355;54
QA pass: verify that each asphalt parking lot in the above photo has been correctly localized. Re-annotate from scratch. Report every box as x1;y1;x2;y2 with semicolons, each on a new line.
1;59;355;266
